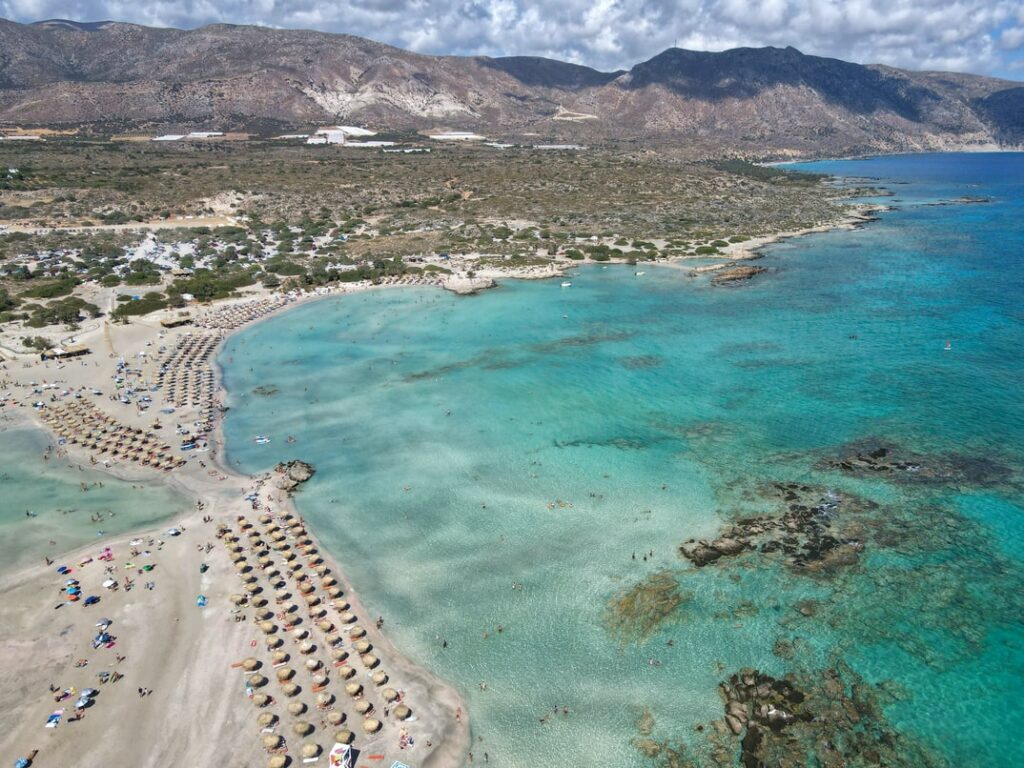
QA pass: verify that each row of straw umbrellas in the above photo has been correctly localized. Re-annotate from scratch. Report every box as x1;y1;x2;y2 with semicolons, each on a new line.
156;333;220;408
41;398;185;470
219;507;412;767
199;296;290;331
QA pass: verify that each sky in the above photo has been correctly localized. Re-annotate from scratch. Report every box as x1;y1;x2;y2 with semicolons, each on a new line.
3;0;1023;78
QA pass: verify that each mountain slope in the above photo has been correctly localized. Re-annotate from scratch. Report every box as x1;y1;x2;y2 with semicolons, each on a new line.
0;18;1020;154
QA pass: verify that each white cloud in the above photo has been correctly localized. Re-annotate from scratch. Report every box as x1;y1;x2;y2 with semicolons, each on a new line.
1;0;1021;77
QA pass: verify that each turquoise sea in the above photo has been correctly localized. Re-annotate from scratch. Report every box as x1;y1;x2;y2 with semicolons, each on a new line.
0;422;190;575
220;153;1024;767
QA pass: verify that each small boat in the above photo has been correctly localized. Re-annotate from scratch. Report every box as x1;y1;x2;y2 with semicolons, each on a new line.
254;436;271;445
561;281;572;288
944;340;952;351
635;271;645;276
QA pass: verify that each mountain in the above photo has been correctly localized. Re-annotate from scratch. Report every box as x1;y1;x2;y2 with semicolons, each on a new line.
0;18;1020;155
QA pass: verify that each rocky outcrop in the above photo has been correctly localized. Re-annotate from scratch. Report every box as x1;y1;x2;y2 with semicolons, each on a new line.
711;265;767;285
679;483;872;574
274;460;315;493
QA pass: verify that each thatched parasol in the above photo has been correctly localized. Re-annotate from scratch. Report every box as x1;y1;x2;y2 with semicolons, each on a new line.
299;642;316;656
325;633;342;647
276;667;295;682
332;600;350;612
355;699;372;715
349;625;366;639
272;650;289;664
393;704;411;720
292;721;313;736
337;665;356;680
362;717;381;733
245;583;261;594
321;576;337;588
257;712;277;728
326;586;343;598
360;654;379;669
316;620;334;632
382;688;400;703
230;593;246;605
316;692;334;708
327;711;345;726
372;671;388;686
344;682;362;697
291;628;309;641
253;597;269;608
265;636;283;649
259;621;277;635
287;701;306;716
242;657;261;671
340;612;356;624
281;682;299;697
353;640;371;654
334;728;353;744
252;693;270;708
300;743;320;759
330;648;348;662
268;755;286;768
262;734;282;750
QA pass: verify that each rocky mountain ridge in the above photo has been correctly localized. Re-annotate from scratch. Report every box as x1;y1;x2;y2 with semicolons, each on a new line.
0;18;1021;155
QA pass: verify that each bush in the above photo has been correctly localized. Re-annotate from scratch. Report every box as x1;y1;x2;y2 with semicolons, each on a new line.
19;278;78;299
695;245;719;255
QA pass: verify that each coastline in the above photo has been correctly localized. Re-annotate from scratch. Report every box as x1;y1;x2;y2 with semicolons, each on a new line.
0;288;472;767
0;189;886;765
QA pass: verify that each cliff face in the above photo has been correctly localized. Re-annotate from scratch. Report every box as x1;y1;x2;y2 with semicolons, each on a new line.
0;18;1020;154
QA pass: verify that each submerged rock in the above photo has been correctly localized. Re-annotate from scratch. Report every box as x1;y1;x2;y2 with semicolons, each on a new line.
821;438;1014;487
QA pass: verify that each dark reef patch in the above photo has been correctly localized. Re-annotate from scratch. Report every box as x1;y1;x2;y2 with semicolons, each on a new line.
604;570;690;645
820;438;1014;487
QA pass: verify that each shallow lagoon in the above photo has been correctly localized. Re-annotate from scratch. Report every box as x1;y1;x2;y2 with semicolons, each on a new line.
221;154;1024;767
0;422;190;575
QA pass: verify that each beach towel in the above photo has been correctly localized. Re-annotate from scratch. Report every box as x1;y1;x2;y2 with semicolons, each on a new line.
45;709;64;728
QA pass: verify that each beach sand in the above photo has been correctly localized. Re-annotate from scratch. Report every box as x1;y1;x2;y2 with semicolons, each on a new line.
0;292;470;768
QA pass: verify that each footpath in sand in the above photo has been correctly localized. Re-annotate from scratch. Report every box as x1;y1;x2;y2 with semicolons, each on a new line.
0;287;469;768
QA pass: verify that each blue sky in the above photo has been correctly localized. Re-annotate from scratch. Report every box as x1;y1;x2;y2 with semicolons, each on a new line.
3;0;1022;78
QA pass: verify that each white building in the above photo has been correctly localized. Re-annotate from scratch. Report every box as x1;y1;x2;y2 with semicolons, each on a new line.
429;132;486;141
152;134;185;142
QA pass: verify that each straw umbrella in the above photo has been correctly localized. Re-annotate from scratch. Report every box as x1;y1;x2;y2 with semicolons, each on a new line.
248;674;267;688
349;626;366;639
393;705;411;721
326;711;345;726
355;700;372;715
242;657;261;671
372;671;388;686
316;692;334;709
361;654;379;669
299;642;315;656
253;597;269;608
287;701;306;716
245;583;261;594
276;667;295;682
281;682;299;697
362;717;381;734
312;674;328;689
340;612;356;624
337;665;356;680
317;620;334;633
353;640;371;654
292;721;313;737
325;633;342;647
332;600;350;612
334;728;353;744
291;628;308;641
268;756;286;768
322;576;337;588
259;621;277;635
304;658;321;672
300;743;320;760
330;649;348;663
257;712;277;728
265;636;283;649
383;688;399;703
310;607;327;619
262;734;282;750
326;586;343;598
344;682;362;698
252;693;270;708
230;593;246;605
